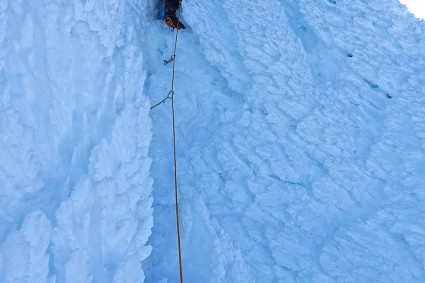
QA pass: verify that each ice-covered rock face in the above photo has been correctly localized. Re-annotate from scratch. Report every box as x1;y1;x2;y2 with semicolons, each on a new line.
0;0;153;282
147;0;425;282
1;0;425;282
400;0;425;20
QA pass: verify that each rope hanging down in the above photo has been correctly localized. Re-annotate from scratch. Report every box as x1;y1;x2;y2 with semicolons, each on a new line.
148;2;184;281
172;5;184;281
164;2;185;282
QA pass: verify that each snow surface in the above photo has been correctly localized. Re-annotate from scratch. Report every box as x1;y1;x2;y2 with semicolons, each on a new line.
0;0;152;282
400;0;425;20
1;0;425;282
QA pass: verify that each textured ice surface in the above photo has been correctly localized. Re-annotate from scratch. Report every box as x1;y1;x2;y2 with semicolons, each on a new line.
0;0;153;282
1;0;425;282
146;0;425;282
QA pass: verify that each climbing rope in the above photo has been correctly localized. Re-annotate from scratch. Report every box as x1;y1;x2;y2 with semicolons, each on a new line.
164;2;184;282
148;2;184;280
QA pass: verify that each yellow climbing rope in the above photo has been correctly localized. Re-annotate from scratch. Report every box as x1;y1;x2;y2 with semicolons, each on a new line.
170;2;184;283
149;2;184;281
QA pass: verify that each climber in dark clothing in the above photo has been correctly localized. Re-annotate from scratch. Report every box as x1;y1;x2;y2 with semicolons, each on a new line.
164;0;186;29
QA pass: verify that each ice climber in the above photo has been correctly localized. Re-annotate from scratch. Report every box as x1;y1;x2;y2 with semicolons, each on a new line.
164;0;186;29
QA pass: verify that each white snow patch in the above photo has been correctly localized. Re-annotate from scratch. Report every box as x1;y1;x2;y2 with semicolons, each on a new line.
400;0;425;19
